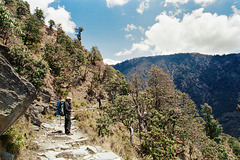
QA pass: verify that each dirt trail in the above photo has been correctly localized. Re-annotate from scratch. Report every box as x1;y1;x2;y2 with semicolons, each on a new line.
33;114;121;160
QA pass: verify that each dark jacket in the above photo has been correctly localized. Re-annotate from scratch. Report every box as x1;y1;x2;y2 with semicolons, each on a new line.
64;101;71;114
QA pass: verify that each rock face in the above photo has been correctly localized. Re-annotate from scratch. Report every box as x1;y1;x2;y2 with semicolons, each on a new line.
0;45;37;135
26;101;50;127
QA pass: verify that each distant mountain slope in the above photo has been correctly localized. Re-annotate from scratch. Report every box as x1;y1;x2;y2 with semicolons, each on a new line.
113;53;240;136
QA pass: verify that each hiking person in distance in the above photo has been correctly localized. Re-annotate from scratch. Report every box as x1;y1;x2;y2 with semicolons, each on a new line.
65;97;72;135
97;96;101;109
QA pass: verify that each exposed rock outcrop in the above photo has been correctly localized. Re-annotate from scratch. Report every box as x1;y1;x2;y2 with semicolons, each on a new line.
26;100;50;127
0;45;37;135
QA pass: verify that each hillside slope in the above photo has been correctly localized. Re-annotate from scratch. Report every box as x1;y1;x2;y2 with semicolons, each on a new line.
113;53;240;137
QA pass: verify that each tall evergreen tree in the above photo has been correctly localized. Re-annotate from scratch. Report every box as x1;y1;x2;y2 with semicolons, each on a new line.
34;7;44;24
201;103;222;139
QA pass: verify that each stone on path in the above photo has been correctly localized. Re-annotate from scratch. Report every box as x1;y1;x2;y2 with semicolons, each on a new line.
92;152;121;160
35;116;121;160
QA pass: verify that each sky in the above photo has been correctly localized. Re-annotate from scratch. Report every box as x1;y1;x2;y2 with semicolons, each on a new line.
25;0;240;65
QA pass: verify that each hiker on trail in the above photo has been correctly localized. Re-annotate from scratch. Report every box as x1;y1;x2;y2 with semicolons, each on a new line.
97;96;101;109
64;97;72;135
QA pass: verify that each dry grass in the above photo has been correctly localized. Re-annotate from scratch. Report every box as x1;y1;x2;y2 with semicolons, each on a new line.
74;105;138;160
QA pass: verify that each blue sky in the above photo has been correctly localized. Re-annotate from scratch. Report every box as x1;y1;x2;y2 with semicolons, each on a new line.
25;0;240;64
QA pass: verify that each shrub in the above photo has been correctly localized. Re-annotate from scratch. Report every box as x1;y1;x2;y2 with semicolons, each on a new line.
201;103;222;139
7;46;48;90
0;117;34;157
22;16;41;46
0;3;21;44
16;1;30;17
228;137;240;158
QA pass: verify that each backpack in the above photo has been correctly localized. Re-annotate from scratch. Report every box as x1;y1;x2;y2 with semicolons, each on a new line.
59;101;65;116
57;101;65;116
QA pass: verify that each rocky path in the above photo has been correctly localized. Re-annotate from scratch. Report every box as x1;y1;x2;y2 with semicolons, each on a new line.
33;115;121;160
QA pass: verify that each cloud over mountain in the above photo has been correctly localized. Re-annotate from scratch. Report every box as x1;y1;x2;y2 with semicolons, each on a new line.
103;58;122;65
116;8;240;56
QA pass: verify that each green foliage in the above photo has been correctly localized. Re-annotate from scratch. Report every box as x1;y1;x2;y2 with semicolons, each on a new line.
22;16;41;46
0;120;29;157
57;26;74;54
113;53;240;133
34;7;44;24
99;66;200;159
80;101;87;106
228;137;240;159
3;0;15;5
76;50;85;64
99;66;239;159
0;2;21;44
16;1;30;17
44;26;88;94
0;117;35;158
7;46;48;90
147;66;175;110
0;127;24;155
104;70;129;102
102;65;116;82
90;46;103;64
44;43;62;76
201;103;222;139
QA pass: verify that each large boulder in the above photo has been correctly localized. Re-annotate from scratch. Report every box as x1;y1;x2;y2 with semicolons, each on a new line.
0;45;36;135
26;101;50;126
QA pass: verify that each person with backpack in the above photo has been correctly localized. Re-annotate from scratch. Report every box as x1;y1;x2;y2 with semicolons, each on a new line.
64;97;72;135
97;96;101;109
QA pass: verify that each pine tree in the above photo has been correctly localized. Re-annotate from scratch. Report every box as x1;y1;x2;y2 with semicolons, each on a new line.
201;103;222;139
34;7;44;24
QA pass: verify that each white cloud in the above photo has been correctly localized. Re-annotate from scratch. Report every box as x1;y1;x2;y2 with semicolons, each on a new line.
106;0;130;8
116;42;150;56
194;0;216;6
124;24;145;33
138;26;145;34
25;0;76;34
168;9;182;16
125;34;135;40
25;0;55;13
45;6;76;34
164;0;216;7
232;5;240;14
164;0;189;7
124;24;137;31
137;0;151;15
103;58;121;65
116;8;240;56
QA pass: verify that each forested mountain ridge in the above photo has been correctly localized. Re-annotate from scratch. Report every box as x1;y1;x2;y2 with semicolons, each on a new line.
113;53;240;137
